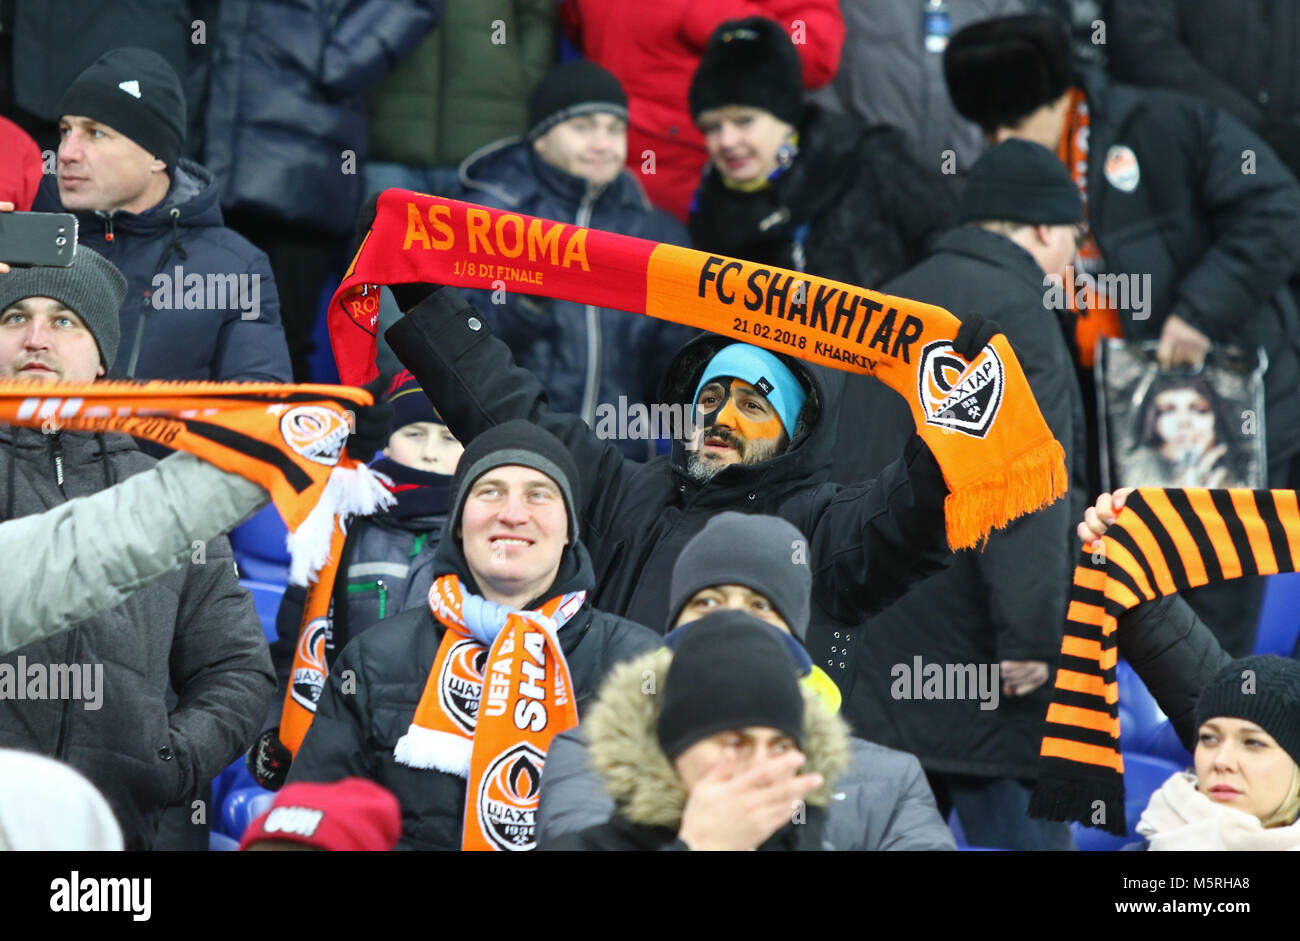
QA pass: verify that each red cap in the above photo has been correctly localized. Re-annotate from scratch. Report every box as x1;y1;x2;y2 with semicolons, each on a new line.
239;778;402;851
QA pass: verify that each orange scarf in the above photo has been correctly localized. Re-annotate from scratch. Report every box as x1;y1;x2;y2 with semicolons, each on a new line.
329;190;1068;551
0;378;389;584
1030;487;1300;834
395;574;583;850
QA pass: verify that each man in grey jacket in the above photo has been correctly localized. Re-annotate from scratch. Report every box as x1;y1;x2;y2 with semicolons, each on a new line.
536;512;957;851
0;247;275;850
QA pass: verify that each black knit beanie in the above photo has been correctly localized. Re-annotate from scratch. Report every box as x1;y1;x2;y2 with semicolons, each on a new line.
526;61;628;140
657;611;804;762
1194;655;1300;769
958;139;1084;225
449;420;580;544
58;47;187;169
689;17;804;126
666;512;811;640
944;14;1074;133
0;244;126;370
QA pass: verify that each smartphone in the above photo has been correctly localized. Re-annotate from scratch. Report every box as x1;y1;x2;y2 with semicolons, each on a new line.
0;212;78;267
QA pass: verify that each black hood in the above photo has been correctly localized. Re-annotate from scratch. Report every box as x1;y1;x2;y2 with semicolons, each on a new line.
430;518;597;609
656;331;842;506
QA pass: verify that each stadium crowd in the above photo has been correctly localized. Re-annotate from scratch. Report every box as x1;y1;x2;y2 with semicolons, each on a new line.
0;0;1299;855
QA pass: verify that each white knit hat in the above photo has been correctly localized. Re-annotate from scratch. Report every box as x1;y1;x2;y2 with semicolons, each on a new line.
0;749;123;850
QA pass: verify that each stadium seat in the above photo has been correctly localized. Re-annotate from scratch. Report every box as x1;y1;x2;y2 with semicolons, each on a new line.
211;758;258;833
1071;752;1183;851
1116;660;1166;752
209;831;240;852
230;504;291;583
1254;572;1300;657
223;786;277;842
240;578;287;644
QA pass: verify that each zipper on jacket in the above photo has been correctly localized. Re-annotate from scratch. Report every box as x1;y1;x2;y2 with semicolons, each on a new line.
576;189;601;426
346;579;389;620
53;630;77;759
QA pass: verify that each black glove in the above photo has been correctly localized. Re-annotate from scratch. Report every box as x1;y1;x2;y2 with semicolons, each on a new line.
345;376;393;463
953;312;1001;360
247;727;294;791
350;189;438;314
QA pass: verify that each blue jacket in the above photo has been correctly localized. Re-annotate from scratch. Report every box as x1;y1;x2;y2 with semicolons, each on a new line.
456;139;696;458
204;0;442;235
35;161;292;382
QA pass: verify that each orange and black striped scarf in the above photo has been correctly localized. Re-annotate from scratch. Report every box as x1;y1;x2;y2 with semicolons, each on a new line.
1030;487;1300;834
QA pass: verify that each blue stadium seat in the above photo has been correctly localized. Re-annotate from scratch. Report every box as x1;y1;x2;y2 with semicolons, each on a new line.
240;578;287;644
223;786;277;842
306;275;341;384
211;758;258;833
1116;660;1166;752
230;504;291;583
1141;718;1194;767
1254;573;1300;657
209;831;240;852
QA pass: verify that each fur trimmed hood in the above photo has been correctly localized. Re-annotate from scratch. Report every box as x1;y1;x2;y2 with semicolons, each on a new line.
584;647;852;828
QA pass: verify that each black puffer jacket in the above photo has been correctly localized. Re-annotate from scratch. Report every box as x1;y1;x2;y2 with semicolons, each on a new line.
827;228;1089;770
285;526;661;850
1078;68;1300;468
385;288;954;696
33;162;292;382
0;426;274;850
457;139;695;453
203;0;442;236
688;103;954;291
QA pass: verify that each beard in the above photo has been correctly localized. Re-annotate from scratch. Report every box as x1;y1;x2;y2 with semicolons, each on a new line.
685;424;787;482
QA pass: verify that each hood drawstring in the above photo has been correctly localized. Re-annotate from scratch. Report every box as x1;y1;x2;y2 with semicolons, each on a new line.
168;208;188;262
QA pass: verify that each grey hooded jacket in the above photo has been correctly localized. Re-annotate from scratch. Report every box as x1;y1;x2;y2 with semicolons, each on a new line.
537;647;956;851
0;426;275;850
0;451;269;656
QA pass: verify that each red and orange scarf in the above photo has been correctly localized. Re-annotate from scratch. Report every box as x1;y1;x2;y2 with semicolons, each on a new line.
394;574;583;850
1030;487;1300;834
329;190;1068;552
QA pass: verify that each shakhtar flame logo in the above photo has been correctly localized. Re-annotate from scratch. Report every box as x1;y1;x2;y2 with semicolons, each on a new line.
290;617;332;712
916;339;1005;439
280;405;350;465
477;743;546;851
437;639;487;735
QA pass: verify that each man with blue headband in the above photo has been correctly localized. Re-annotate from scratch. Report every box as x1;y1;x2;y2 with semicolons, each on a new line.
688;343;806;481
384;284;957;726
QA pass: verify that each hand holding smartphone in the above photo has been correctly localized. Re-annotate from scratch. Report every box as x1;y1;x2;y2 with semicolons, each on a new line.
0;206;78;274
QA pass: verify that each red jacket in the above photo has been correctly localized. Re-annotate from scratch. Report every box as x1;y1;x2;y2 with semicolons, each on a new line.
561;0;844;221
0;117;43;211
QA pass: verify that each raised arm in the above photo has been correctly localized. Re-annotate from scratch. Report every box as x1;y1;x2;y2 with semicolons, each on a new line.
384;286;634;532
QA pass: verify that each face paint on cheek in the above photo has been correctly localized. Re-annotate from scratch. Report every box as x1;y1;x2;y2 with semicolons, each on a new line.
730;407;783;444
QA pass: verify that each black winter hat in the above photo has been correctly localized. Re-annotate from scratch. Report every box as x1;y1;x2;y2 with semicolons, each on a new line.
0;242;126;370
449;420;580;544
527;61;628;140
656;611;804;762
667;512;811;640
58;47;187;170
689;17;804;126
1194;655;1300;770
957;138;1083;225
943;14;1074;133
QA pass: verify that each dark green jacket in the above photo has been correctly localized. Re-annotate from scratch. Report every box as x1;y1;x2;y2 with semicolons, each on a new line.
368;0;555;166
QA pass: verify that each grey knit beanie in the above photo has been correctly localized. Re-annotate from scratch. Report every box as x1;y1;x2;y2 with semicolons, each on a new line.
667;512;812;640
0;245;126;370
